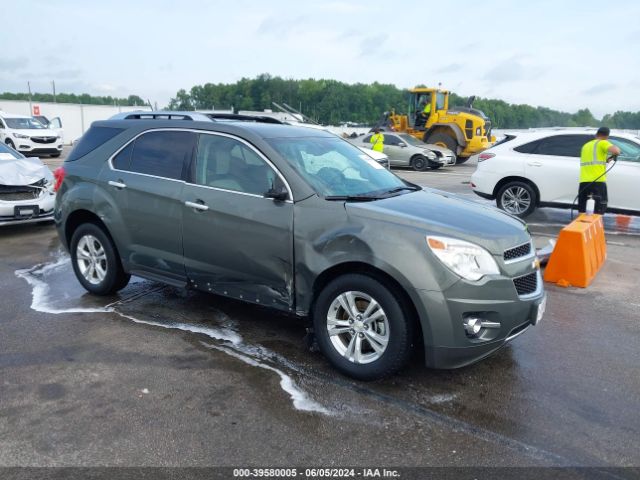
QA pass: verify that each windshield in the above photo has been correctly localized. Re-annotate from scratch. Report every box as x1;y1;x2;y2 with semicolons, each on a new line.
398;134;424;147
267;136;410;198
610;137;640;161
5;118;47;130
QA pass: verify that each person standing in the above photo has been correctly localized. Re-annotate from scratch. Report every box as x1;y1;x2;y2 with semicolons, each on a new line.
370;128;385;153
578;127;621;214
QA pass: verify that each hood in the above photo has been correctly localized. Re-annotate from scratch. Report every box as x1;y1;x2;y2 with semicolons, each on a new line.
0;157;54;186
10;128;58;138
423;144;454;156
346;189;529;255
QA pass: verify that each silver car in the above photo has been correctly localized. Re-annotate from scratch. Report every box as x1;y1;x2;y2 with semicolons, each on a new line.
353;132;456;171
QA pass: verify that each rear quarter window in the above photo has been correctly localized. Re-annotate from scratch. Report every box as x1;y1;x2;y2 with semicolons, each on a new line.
513;139;542;154
66;126;125;162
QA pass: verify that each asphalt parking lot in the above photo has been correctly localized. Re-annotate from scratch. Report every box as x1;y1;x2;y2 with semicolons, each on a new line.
1;149;639;471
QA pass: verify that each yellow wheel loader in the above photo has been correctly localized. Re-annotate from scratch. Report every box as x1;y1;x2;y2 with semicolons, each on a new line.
377;87;496;164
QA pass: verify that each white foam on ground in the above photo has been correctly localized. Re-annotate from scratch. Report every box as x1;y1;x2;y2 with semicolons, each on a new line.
204;342;332;415
15;256;331;415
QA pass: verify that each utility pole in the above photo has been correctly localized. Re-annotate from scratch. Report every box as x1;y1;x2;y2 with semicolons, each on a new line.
52;80;57;103
27;81;33;114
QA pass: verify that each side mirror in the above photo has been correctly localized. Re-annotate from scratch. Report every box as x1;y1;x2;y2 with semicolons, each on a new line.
398;143;407;148
264;185;288;202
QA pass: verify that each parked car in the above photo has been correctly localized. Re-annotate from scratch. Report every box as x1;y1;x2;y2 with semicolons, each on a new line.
54;115;544;380
0;112;63;157
0;142;55;226
471;129;640;217
350;132;456;170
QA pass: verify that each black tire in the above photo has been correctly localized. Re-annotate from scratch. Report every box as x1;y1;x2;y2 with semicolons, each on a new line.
496;181;538;218
70;223;130;295
429;163;442;170
312;274;413;380
425;132;458;154
455;156;470;165
5;139;15;150
410;155;428;172
50;153;61;158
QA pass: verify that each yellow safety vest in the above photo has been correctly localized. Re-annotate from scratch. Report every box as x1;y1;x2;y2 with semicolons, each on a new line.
370;133;385;152
423;103;431;115
580;139;611;183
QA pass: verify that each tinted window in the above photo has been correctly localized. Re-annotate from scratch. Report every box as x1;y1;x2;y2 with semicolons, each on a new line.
385;135;401;146
535;135;590;157
514;139;542;154
129;130;195;180
67;126;125;162
112;142;134;170
194;134;279;195
363;134;372;143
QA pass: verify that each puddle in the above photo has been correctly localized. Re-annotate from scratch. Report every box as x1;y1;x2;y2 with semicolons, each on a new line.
15;253;332;416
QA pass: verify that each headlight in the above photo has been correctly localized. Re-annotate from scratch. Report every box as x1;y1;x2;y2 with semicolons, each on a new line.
427;236;500;281
424;150;437;160
13;133;29;139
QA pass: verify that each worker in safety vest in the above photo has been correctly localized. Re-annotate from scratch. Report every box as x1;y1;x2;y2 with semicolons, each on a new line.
370;128;385;153
416;96;432;128
578;126;621;214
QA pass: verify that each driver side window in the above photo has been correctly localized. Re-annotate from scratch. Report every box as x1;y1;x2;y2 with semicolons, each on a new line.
610;137;640;163
195;134;279;196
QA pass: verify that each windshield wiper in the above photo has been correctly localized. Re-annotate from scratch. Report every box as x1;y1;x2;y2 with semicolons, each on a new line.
324;194;382;202
383;185;421;195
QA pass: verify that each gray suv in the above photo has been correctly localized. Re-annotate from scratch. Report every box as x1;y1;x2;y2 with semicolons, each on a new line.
54;115;545;380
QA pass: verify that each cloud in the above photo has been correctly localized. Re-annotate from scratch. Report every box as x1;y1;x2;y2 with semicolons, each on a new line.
437;63;463;74
257;14;310;36
0;58;29;70
483;56;528;84
358;34;388;58
318;2;365;13
582;83;616;95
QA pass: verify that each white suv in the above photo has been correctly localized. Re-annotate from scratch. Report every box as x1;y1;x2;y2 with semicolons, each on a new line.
470;129;640;217
0;112;63;157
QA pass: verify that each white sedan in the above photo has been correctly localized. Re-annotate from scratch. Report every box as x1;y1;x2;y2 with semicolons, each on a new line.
470;129;640;217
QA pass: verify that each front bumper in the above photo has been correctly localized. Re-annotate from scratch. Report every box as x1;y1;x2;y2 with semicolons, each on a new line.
0;194;55;226
411;271;545;369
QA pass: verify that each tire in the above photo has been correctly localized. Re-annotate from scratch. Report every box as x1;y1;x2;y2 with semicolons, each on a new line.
429;163;442;170
496;181;538;218
410;155;428;172
425;132;458;154
70;223;130;295
312;274;413;380
5;139;15;149
455;156;470;165
50;153;61;158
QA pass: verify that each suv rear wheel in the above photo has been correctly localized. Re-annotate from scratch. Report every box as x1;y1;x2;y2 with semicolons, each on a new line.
70;223;130;295
312;274;413;380
496;181;537;217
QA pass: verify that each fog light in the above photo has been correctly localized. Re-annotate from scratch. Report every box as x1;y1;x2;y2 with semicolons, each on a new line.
464;316;483;337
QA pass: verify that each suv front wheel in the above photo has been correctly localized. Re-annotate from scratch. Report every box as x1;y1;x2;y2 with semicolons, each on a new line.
70;223;130;295
312;274;413;380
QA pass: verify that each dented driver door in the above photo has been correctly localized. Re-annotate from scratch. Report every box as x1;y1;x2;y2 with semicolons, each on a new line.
181;132;295;311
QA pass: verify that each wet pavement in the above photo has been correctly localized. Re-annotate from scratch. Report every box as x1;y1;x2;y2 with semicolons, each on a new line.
0;155;639;469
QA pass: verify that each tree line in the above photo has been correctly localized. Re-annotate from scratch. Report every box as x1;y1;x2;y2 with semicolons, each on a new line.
0;92;148;107
167;73;640;129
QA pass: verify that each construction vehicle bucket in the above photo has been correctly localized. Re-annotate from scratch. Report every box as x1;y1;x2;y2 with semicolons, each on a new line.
543;214;606;288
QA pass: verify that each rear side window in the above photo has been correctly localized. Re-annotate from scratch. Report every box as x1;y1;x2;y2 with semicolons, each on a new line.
533;135;591;157
514;139;542;154
112;142;134;170
128;130;196;180
66;126;124;162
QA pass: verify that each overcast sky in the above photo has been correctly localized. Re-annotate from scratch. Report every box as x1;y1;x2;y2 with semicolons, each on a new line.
1;0;638;117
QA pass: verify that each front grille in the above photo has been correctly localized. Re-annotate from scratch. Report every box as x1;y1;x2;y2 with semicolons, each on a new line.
513;272;538;296
504;242;532;261
0;183;43;202
31;136;57;144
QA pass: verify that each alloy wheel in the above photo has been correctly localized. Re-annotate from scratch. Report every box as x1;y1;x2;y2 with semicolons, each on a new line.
501;186;531;215
76;234;108;285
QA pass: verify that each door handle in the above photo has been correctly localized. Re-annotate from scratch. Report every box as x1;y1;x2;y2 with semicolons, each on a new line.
108;180;127;189
527;162;543;167
185;200;209;211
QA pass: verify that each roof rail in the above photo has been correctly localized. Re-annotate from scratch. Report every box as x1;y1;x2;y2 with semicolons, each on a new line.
202;113;284;124
109;110;211;121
